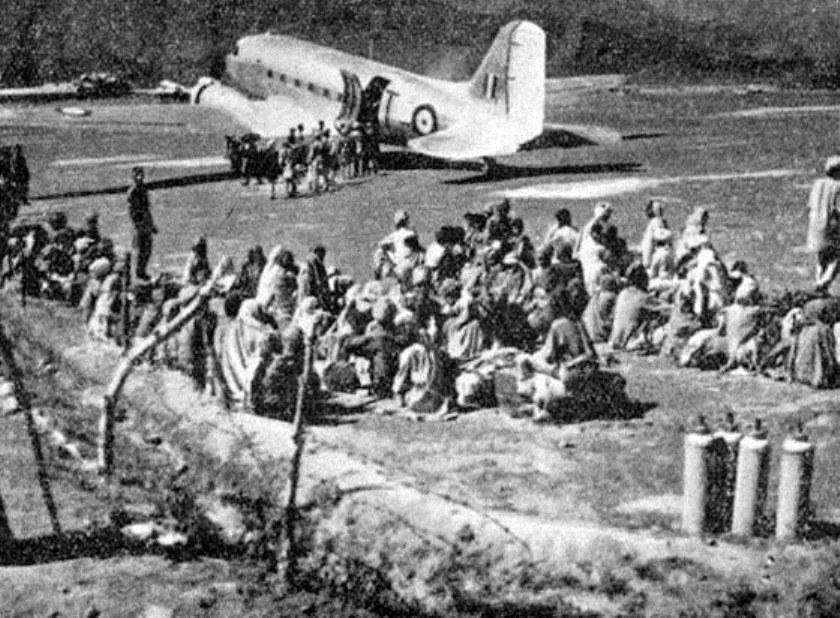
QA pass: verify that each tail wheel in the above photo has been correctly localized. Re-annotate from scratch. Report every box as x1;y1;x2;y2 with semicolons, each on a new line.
412;105;438;135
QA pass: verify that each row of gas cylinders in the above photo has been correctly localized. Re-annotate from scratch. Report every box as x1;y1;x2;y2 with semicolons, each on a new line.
682;418;814;540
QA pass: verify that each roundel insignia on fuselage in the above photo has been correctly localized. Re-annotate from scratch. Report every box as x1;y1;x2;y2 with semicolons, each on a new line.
411;105;438;136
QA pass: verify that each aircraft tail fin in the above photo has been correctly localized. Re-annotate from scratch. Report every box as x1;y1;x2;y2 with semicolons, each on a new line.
469;21;545;138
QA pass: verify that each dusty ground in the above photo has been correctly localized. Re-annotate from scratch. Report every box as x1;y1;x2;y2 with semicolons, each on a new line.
4;87;840;614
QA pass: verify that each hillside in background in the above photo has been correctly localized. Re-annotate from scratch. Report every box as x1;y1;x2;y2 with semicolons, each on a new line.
1;0;839;87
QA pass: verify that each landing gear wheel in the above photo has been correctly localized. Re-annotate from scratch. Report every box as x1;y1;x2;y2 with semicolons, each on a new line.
412;105;438;135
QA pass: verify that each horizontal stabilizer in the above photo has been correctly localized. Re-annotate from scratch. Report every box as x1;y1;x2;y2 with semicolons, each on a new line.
408;120;522;160
545;74;627;93
521;123;624;150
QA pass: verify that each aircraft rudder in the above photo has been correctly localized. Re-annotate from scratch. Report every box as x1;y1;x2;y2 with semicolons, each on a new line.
468;20;545;134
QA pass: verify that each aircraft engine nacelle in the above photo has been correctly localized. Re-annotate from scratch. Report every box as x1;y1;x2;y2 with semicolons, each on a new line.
190;77;254;115
190;77;219;105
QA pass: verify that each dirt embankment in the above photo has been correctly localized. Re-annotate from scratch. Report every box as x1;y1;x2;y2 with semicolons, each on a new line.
4;289;837;615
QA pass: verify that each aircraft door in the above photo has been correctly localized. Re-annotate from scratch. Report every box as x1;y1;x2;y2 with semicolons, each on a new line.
359;76;391;126
338;70;362;121
378;90;398;132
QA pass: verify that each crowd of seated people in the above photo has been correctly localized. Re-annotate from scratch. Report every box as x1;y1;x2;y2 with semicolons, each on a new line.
11;192;840;426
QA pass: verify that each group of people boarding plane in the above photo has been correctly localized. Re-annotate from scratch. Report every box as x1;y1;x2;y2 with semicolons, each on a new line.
229;119;381;199
12;156;840;422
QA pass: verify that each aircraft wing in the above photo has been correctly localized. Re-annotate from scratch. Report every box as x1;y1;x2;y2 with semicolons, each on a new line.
190;78;334;139
407;119;525;161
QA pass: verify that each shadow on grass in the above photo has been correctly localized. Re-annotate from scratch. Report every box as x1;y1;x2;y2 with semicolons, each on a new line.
378;150;481;172
443;161;644;185
31;170;237;201
0;527;151;565
804;519;840;541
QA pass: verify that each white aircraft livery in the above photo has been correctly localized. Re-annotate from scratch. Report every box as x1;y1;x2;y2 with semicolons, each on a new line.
191;21;622;161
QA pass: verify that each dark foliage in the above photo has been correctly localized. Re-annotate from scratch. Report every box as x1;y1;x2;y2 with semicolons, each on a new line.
1;0;839;87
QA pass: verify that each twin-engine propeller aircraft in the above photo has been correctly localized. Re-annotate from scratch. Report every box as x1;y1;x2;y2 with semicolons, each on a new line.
191;20;623;162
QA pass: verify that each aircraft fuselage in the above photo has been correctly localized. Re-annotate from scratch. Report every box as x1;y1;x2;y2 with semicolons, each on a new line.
226;34;500;143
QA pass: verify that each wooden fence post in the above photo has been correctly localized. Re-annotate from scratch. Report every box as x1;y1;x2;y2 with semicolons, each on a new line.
0;491;12;542
0;323;61;535
121;251;132;353
97;259;226;476
284;333;314;585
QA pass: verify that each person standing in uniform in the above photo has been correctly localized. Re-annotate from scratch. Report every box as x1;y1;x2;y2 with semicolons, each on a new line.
808;156;840;293
127;166;157;280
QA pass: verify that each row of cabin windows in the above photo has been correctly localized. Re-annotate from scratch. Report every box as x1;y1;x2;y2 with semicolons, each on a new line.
264;67;342;101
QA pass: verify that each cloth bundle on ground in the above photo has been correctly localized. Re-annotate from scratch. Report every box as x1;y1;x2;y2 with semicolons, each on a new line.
515;355;628;423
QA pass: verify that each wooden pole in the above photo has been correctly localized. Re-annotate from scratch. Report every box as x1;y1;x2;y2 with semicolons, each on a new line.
0;322;61;535
284;333;314;585
121;251;132;354
97;259;226;476
0;491;12;542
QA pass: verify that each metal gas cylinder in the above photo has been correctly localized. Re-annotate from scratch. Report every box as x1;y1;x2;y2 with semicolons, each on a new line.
682;418;728;535
775;431;815;541
731;420;770;537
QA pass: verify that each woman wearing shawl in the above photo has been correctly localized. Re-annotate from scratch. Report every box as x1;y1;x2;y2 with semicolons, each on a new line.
660;279;703;360
582;273;619;343
540;208;579;258
182;237;211;286
444;291;489;363
717;278;764;370
297;245;332;312
687;247;727;323
88;272;122;341
342;297;401;398
648;227;676;292
256;245;298;329
518;286;601;421
609;264;652;350
575;202;612;257
677;207;711;262
225;245;266;317
578;223;609;297
235;246;266;297
639;200;668;269
808;156;840;291
787;300;840;389
393;326;454;414
530;287;599;391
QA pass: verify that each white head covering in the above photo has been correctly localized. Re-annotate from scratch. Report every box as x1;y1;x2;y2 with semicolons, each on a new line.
255;244;284;308
594;202;612;220
393;209;409;226
734;278;759;304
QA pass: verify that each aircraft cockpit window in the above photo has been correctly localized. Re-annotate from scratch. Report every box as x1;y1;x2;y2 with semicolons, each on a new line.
322;87;331;98
233;45;239;56
307;83;316;93
293;79;301;87
280;74;286;82
267;69;273;78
